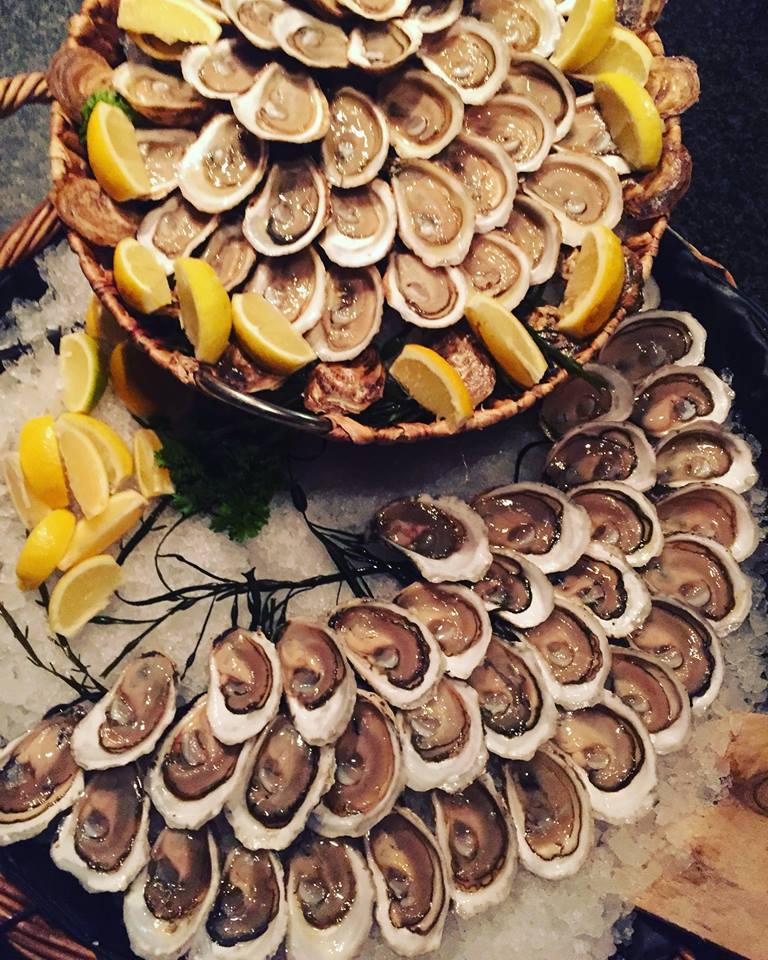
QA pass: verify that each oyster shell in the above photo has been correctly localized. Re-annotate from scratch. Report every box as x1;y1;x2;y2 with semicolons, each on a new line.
384;252;469;329
471;546;555;628
276;619;356;745
379;70;464;160
654;422;758;492
372;494;493;582
136;129;197;201
50;764;150;893
222;0;286;49
286;837;374;960
112;62;208;126
311;690;404;837
465;94;555;172
137;194;219;274
322;88;390;188
306;263;384;362
233;62;329;142
556;94;630;174
504;53;575;141
180;39;263;100
200;222;257;291
470;0;563;58
248;246;326;334
433;328;497;405
437;133;518;235
328;599;445;709
471;482;592;574
543;422;657;492
207;629;282;745
225;714;335;850
540;363;634;440
631;365;734;438
337;0;410;21
433;774;517;916
304;347;387;415
320;181;397;268
419;18;510;106
467;634;558;759
655;483;758;562
47;45;113;122
179;114;268;214
348;20;423;72
501;194;561;284
272;8;349;69
72;653;177;770
244;158;329;256
54;175;141;248
459;231;532;310
569;481;663;568
646;55;700;119
503;742;593;878
406;0;463;33
597;310;707;384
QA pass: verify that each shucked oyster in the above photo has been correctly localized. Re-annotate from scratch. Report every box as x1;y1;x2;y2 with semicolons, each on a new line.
249;246;326;334
136;129;196;201
419;18;510;105
337;0;410;21
348;19;423;72
244;158;329;256
569;481;663;568
384;251;469;329
320;181;397;268
406;0;463;34
597;310;707;385
655;483;758;562
544;422;657;492
181;39;263;101
470;0;562;58
654;422;758;492
460;231;532;310
112;62;208;126
631;365;734;438
271;8;349;68
380;70;465;161
472;546;555;629
540;363;634;440
233;62;329;142
137;195;219;274
222;0;286;49
306;263;384;362
200;221;257;291
501;194;561;284
465;94;555;172
322;88;390;188
504;53;575;141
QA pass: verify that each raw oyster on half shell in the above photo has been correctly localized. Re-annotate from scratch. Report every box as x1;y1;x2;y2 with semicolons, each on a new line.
568;481;663;568
419;18;510;105
321;88;390;188
544;422;657;492
654;422;758;492
471;546;555;628
655;483;758;562
244;158;329;256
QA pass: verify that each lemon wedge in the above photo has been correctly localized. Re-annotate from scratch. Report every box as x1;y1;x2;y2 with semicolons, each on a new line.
551;0;616;71
231;292;316;375
465;293;548;388
59;489;147;571
16;510;77;591
114;238;173;315
87;102;151;202
59;331;108;414
390;344;474;426
48;555;124;639
58;413;134;491
85;295;127;350
175;258;232;364
118;0;221;44
577;24;653;84
3;454;51;529
19;415;69;509
134;429;175;498
556;226;625;337
593;71;663;170
56;421;111;519
128;32;190;60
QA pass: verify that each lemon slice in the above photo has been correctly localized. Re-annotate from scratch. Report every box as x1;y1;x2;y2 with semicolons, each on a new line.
390;344;474;426
134;429;175;498
18;415;69;509
85;295;127;350
118;0;221;44
556;225;625;337
3;454;51;529
551;0;616;71
59;331;108;414
128;32;190;60
593;71;663;171
59;490;147;571
114;238;173;315
577;24;653;84
16;510;77;591
175;258;232;364
231;292;316;375
56;422;111;519
86;102;151;202
58;413;134;491
465;293;548;388
48;555;124;639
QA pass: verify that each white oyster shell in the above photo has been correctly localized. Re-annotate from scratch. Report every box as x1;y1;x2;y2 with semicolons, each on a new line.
337;0;410;21
597;310;708;384
655;482;759;562
222;0;286;49
654;421;757;493
305;263;384;362
632;364;734;438
504;52;575;141
244;158;329;257
459;231;532;310
470;0;562;59
465;93;556;172
271;8;349;68
501;193;561;285
319;180;397;268
568;480;664;568
348;19;423;71
544;421;657;493
419;18;510;106
136;129;196;201
406;0;463;33
248;246;326;334
379;70;464;160
233;62;329;142
437;132;518;234
384;251;469;329
200;221;257;291
474;546;555;629
321;87;390;188
137;195;219;274
180;38;262;101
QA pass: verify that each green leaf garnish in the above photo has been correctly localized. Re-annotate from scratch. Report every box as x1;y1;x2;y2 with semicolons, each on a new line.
79;89;139;142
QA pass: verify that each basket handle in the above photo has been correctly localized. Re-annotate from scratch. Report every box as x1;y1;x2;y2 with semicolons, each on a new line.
0;72;62;271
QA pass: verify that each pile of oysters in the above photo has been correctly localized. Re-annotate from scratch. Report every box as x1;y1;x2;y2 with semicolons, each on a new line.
0;304;757;960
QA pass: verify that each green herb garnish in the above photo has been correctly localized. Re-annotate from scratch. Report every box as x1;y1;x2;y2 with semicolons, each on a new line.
79;89;139;141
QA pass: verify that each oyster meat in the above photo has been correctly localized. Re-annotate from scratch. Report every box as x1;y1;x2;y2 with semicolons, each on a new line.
271;8;349;68
222;0;286;49
459;231;532;310
137;194;219;274
407;0;463;33
348;20;423;72
384;252;469;329
504;53;574;140
631;365;734;438
244;158;329;256
320;180;397;268
471;546;555;628
306;263;384;362
556;93;629;173
654;422;758;492
419;18;510;105
569;481;663;568
540;363;634;440
501;194;561;285
249;246;326;334
322;88;389;188
470;0;563;58
465;94;555;172
136;129;197;201
379;70;464;160
597;310;707;384
437;132;517;233
544;422;657;492
181;39;263;100
655;483;758;562
337;0;410;21
233;63;329;143
200;221;257;291
112;62;208;126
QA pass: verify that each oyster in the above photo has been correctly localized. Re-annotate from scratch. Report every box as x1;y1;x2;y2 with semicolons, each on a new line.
321;88;390;188
244;158;329;256
181;39;263;100
179;114;268;214
627;597;724;714
46;45;113;122
276;619;356;745
54;175;141;248
337;0;410;21
207;628;282;745
465;94;555;172
470;0;562;58
540;363;634;440
311;691;403;837
642;534;752;637
233;63;329;142
569;481;663;567
471;482;591;574
366;807;450;957
397;677;488;792
248;246;326;334
320;181;397;268
519;595;610;708
459;231;532;310
655;483;758;562
51;765;150;893
190;846;286;960
503;742;593;879
504;53;575;141
328;599;444;709
556;93;630;174
72;652;177;770
222;0;286;49
137;195;219;274
304;346;387;415
0;706;87;845
272;9;349;69
136;129;196;201
501;194;561;284
395;581;492;678
384;252;469;329
225;714;335;850
437;133;517;233
597;309;707;384
379;70;464;160
419;18;510;105
433;328;497;405
472;546;555;628
286;837;374;960
200;222;257;291
433;774;517;916
554;690;658;824
306;263;384;362
631;365;734;438
124;827;219;960
467;634;557;759
543;422;657;492
608;647;691;755
646;55;701;119
654;422;758;492
406;0;463;33
112;62;208;126
348;20;423;72
371;494;493;582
